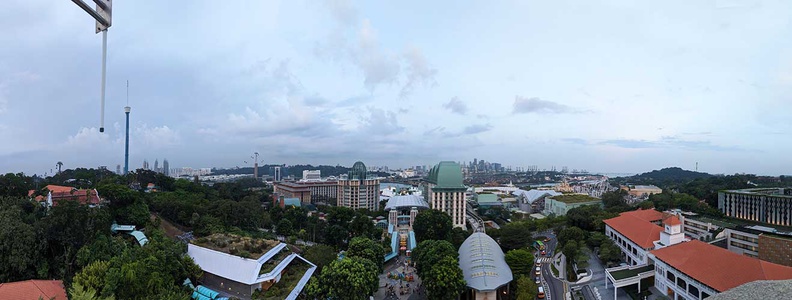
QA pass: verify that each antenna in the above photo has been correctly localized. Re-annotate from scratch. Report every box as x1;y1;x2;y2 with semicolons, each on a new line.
126;80;129;105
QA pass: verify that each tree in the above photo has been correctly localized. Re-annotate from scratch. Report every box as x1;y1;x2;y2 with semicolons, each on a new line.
73;260;111;293
347;236;385;272
324;225;349;249
0;206;40;282
558;226;586;248
413;209;453;242
496;221;534;251
505;249;535;277
305;257;379;299
638;200;655;209
303;244;337;272
349;214;376;239
276;219;293;236
413;240;457;278
69;283;116;300
450;227;471;248
562;240;580;263
602;189;629;211
424;256;466;300
587;231;608;249
598;239;622;265
514;275;538;300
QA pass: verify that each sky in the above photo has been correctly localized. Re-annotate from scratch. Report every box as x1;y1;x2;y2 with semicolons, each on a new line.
1;0;791;175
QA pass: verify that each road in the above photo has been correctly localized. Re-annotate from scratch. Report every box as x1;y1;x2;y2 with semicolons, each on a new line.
538;231;566;300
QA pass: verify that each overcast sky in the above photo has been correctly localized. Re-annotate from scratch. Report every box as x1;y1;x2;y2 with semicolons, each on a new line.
1;0;791;175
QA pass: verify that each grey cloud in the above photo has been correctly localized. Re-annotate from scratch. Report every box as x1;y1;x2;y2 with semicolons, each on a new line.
400;47;438;98
360;107;404;135
355;19;400;90
600;137;745;152
443;97;468;115
304;95;329;107
463;124;493;135
324;0;358;27
512;96;577;114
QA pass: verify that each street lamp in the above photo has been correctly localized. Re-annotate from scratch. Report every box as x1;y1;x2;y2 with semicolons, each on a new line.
71;0;113;133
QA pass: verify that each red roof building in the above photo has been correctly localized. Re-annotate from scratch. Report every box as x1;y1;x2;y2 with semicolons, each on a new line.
0;280;68;300
29;185;101;206
651;240;792;294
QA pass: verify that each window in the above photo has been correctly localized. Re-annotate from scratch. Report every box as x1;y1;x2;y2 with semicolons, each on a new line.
702;292;711;298
676;277;686;290
688;285;699;298
666;272;675;282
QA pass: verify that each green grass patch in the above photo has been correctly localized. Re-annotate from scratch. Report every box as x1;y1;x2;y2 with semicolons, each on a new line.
550;194;600;204
551;263;559;277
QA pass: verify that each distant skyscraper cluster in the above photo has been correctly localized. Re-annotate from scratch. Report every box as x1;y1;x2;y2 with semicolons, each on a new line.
465;158;504;173
141;158;170;176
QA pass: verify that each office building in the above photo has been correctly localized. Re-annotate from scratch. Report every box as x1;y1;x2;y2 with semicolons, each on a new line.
337;161;380;210
719;188;792;226
424;161;467;228
298;180;338;204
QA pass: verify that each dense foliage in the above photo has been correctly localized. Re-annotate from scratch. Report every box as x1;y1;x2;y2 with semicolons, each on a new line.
305;257;379;299
413;209;453;242
504;249;535;277
423;256;466;300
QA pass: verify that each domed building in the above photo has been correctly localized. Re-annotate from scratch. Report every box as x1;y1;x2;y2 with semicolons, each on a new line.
337;161;381;211
424;161;467;228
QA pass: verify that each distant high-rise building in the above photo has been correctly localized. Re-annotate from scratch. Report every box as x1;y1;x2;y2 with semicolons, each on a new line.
425;161;467;228
273;166;282;182
337;161;380;210
154;159;159;173
162;159;170;176
116;164;121;175
302;170;321;181
143;160;149;170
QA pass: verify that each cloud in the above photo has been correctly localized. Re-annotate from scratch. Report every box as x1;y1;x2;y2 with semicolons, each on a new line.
462;123;492;135
443;97;468;115
512;96;577;114
600;136;744;152
0;82;7;114
360;107;404;135
135;124;181;149
323;0;358;26
400;46;438;98
424;123;491;138
355;19;401;90
561;138;590;145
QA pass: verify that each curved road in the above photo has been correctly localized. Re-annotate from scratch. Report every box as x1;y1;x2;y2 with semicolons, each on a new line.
539;231;566;300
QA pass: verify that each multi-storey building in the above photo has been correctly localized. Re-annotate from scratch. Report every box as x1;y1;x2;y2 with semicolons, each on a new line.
302;170;321;181
424;161;467;228
298;180;338;204
337;161;380;211
719;188;792;226
272;182;311;204
604;208;792;300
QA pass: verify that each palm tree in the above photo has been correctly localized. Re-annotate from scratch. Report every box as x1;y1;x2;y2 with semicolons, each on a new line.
56;161;63;174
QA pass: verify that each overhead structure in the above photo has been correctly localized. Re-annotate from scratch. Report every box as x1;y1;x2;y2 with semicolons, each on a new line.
70;0;113;133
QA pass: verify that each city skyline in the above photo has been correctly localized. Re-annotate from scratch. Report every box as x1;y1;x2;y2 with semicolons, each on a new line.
2;1;792;175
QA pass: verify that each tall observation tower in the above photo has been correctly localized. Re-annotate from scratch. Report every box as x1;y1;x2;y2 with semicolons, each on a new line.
124;106;131;174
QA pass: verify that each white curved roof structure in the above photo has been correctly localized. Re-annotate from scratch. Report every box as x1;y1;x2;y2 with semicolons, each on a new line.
384;195;429;211
458;232;513;292
512;189;562;204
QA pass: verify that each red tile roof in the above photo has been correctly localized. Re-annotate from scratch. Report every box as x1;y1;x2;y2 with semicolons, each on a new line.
663;215;682;226
620;208;665;222
604;212;664;249
0;280;68;300
651;240;792;292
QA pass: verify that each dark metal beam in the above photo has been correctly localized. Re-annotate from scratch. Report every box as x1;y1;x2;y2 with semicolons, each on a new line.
71;0;110;27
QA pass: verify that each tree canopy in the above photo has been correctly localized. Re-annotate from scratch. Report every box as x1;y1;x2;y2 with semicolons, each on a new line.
305;257;379;299
413;209;453;242
423;256;466;300
505;249;535;277
347;236;385;272
413;240;458;279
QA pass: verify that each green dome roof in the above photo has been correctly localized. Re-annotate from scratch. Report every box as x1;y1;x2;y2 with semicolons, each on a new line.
427;161;465;189
348;161;368;180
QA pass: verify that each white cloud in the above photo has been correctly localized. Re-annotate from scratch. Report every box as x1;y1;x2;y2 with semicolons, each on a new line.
135;124;181;149
355;19;400;90
400;46;437;98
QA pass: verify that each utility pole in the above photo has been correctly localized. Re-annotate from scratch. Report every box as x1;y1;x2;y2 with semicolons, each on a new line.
71;0;113;132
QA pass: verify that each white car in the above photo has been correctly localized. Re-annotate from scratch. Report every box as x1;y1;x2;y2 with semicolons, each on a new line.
535;277;541;284
535;266;541;276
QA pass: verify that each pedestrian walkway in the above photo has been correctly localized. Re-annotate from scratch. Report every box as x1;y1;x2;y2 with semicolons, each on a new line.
537;257;554;263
